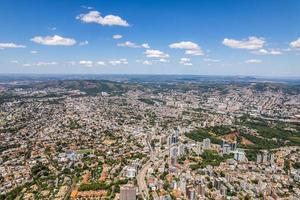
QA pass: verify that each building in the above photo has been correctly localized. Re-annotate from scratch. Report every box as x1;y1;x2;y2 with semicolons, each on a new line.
169;146;179;157
120;184;136;200
196;142;203;155
203;138;211;149
168;131;179;146
186;186;196;200
256;150;275;165
222;144;231;155
125;166;137;178
234;149;246;162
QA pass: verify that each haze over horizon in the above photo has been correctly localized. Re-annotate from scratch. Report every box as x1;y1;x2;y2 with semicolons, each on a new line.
0;0;299;76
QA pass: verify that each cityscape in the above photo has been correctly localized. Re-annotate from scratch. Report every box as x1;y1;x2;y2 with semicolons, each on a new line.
0;0;300;200
0;76;300;199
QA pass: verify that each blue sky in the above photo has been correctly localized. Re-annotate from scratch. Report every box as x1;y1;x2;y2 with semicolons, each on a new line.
0;0;299;76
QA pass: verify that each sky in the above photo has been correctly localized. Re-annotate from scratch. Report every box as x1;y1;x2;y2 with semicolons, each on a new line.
0;0;299;76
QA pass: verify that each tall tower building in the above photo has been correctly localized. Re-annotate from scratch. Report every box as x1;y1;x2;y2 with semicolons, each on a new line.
120;184;136;200
203;138;211;149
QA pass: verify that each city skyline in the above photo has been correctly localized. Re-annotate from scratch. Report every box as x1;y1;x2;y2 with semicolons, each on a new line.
0;0;300;76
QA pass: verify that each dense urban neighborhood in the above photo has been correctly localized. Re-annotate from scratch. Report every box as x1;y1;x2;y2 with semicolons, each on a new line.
0;77;300;200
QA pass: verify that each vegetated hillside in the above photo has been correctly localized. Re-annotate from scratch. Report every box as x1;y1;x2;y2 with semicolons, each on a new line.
7;80;143;95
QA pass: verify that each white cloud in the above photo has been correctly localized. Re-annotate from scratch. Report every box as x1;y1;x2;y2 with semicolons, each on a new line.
79;40;89;46
117;41;139;48
185;49;203;56
290;38;300;49
180;58;190;62
179;57;192;66
23;61;57;67
96;61;106;66
203;58;220;62
81;5;93;10
141;43;150;49
112;34;123;39
251;49;282;55
142;60;152;65
159;58;169;63
76;11;129;27
10;60;19;64
30;50;38;54
109;59;128;65
0;43;26;49
31;35;76;46
117;41;150;48
79;60;93;67
223;36;265;50
169;41;199;49
245;59;262;64
144;49;169;58
169;41;204;56
36;61;57;66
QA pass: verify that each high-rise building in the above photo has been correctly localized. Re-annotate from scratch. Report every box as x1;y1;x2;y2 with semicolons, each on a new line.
196;183;205;197
257;154;262;164
230;141;237;151
120;184;136;200
222;144;231;155
169;146;179;157
220;184;227;196
222;140;237;152
234;149;246;162
179;178;187;195
196;142;203;155
186;186;196;200
168;131;179;146
203;138;211;149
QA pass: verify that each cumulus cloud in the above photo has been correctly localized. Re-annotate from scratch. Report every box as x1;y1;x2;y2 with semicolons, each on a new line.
10;60;19;64
31;35;76;46
81;5;93;10
79;40;89;46
144;49;169;58
245;59;262;64
117;41;139;48
30;50;38;54
112;34;123;39
76;11;129;27
251;49;282;55
142;60;152;65
169;41;204;56
79;60;93;67
0;43;26;49
23;61;57;67
96;61;106;66
179;57;192;66
290;38;300;49
109;59;128;65
223;36;265;50
36;61;57;66
141;43;150;49
117;41;150;49
159;58;169;63
203;58;220;62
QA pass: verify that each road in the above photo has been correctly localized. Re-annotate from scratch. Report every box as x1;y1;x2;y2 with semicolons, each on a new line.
136;139;168;199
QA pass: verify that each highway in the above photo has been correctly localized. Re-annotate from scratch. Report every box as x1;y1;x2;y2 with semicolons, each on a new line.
136;139;168;199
